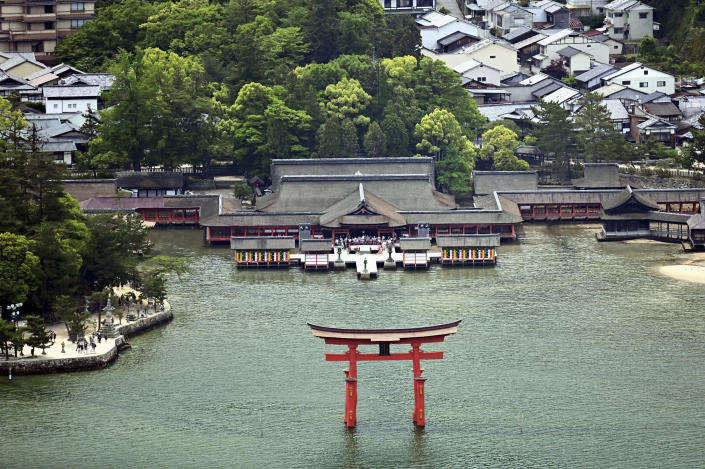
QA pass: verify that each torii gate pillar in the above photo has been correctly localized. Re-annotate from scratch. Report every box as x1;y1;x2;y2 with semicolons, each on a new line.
309;321;460;428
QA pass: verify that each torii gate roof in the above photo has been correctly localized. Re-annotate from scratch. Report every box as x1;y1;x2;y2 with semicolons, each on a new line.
308;320;461;343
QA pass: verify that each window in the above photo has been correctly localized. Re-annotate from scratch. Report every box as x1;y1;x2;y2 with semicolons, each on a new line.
622;80;631;85
489;55;496;59
71;19;85;28
614;27;623;33
614;12;623;17
656;80;666;87
639;12;647;19
70;2;84;10
615;45;619;49
639;82;648;88
478;76;486;82
53;103;58;109
644;70;648;75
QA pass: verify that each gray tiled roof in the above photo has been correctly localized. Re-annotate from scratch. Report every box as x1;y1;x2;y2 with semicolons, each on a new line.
575;63;617;82
43;85;101;98
60;73;115;91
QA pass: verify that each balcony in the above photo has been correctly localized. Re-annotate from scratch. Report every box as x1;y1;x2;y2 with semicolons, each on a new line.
56;11;93;18
22;13;57;21
9;29;57;40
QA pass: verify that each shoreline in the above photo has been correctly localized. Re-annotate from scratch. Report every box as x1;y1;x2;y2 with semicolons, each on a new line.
657;252;705;284
0;306;173;376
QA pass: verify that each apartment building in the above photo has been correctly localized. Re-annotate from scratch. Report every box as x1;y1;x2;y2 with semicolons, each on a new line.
0;0;95;61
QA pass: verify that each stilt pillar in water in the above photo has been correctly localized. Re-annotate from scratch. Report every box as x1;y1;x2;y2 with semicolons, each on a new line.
411;343;426;427
344;345;358;427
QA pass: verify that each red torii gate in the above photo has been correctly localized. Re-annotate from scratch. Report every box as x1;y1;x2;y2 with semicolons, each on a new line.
308;320;461;428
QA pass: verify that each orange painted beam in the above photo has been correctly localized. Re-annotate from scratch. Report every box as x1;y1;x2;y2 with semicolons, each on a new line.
325;351;443;361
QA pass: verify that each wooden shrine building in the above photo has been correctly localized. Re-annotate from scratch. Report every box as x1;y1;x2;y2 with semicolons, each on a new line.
201;158;523;244
308;320;460;428
686;197;705;250
598;186;692;242
300;238;333;270
399;237;432;269
230;236;295;268
437;234;500;265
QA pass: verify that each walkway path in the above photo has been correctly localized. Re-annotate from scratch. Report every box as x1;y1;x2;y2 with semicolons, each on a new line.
436;0;464;19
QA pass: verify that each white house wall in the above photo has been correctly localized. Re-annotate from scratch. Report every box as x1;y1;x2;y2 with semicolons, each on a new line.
462;64;501;85
606;68;675;95
425;44;518;75
420;21;486;51
45;97;98;114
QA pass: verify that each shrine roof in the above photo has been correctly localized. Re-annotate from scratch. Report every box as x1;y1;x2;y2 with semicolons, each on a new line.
308;320;461;342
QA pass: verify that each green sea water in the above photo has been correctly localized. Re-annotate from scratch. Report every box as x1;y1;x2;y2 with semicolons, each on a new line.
2;224;704;468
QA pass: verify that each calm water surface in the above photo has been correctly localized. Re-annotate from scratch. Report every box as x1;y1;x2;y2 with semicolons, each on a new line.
2;225;704;468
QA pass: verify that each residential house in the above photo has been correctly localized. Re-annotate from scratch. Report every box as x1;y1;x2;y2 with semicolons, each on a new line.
593;82;648;101
498;72;564;102
586;33;624;56
453;58;501;86
0;69;38;101
0;0;95;61
24;112;88;165
601;63;675;95
532;29;609;73
514;32;547;64
0;52;44;78
116;172;185;198
422;37;518;75
501;26;534;44
417;12;484;52
642;102;683;123
575;63;618;90
527;0;570;29
565;0;608;17
25;63;82;87
486;2;533;36
557;46;591;75
465;0;508;25
43;85;100;114
631;116;676;147
379;0;434;12
604;0;655;42
437;31;481;53
542;86;581;111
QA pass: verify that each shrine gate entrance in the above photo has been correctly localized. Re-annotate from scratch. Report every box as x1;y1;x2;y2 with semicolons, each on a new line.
308;321;460;428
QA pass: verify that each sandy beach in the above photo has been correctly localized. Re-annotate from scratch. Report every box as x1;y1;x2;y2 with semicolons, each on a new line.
657;252;705;284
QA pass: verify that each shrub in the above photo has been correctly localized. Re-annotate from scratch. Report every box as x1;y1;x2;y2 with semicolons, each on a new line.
233;183;253;200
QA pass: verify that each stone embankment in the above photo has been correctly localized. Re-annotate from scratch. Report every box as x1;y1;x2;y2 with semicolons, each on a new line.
0;307;173;376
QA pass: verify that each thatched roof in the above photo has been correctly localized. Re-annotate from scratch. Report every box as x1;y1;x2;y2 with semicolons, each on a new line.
270;157;435;190
572;163;623;189
230;237;295;250
473;171;538;195
319;184;407;228
299;239;334;252
63;179;116;202
436;234;501;247
399;237;432;250
601;186;660;214
258;175;455;213
116;172;184;189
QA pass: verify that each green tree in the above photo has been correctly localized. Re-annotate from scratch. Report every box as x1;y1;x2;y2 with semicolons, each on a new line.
24;315;51;356
480;126;529;171
531;99;575;179
0;233;38;321
216;82;311;176
414;109;478;193
305;0;343;63
574;92;629;162
639;36;657;59
54;295;89;343
139;273;167;305
381;113;409;157
79;213;149;294
320;78;371;126
0;318;13;359
340;118;360;157
363;121;386;157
